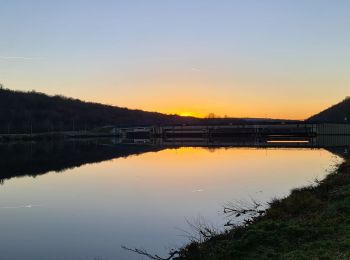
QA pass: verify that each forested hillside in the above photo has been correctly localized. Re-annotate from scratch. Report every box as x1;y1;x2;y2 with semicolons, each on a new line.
0;87;199;134
308;97;350;123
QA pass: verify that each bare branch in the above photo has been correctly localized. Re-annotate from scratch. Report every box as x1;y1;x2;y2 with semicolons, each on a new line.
184;216;219;243
224;199;265;220
121;246;179;260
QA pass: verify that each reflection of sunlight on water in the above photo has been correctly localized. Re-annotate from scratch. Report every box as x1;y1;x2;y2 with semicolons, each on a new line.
0;145;342;260
173;146;199;154
267;140;309;143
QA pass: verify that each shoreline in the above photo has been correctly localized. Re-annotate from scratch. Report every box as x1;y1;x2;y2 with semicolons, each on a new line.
0;132;118;142
175;157;350;259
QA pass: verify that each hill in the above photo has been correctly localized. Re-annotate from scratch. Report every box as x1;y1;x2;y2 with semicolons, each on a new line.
308;97;350;123
0;87;296;134
0;87;202;134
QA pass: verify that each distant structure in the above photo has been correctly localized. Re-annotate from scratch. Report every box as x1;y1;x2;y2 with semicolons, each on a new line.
116;123;350;139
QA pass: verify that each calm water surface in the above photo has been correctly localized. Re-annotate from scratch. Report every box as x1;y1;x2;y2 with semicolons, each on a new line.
0;143;342;259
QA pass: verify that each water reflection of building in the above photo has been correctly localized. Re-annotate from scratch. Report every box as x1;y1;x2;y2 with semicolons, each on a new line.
1;134;350;183
117;135;350;158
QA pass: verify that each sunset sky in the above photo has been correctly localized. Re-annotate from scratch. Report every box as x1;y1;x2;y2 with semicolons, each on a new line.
1;0;350;119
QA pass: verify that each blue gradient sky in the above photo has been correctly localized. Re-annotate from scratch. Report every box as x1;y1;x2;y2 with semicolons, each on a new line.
1;0;350;119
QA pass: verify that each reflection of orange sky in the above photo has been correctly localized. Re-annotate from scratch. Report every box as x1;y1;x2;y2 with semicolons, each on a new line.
13;146;335;187
7;146;340;223
20;146;338;199
92;146;337;170
1;149;340;258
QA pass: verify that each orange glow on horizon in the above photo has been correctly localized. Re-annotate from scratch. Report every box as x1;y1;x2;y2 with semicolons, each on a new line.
179;112;199;117
46;87;336;121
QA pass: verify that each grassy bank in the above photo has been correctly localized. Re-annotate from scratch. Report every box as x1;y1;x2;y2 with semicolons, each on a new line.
177;158;350;259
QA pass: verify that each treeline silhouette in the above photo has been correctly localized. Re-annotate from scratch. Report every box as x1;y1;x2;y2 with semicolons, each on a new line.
308;97;350;123
0;87;201;134
0;87;297;134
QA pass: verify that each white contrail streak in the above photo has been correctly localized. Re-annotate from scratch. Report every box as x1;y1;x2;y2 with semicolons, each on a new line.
0;204;42;209
0;56;43;60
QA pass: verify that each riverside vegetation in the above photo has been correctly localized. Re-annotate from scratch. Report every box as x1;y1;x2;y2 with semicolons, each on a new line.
125;157;350;259
173;157;350;259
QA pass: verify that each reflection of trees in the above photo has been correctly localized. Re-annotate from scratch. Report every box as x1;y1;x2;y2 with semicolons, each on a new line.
0;139;164;183
1;136;349;184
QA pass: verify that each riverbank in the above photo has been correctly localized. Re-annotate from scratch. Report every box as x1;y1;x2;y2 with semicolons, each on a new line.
177;157;350;259
0;131;117;142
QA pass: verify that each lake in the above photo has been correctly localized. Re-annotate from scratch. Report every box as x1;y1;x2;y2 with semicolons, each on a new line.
0;139;344;259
